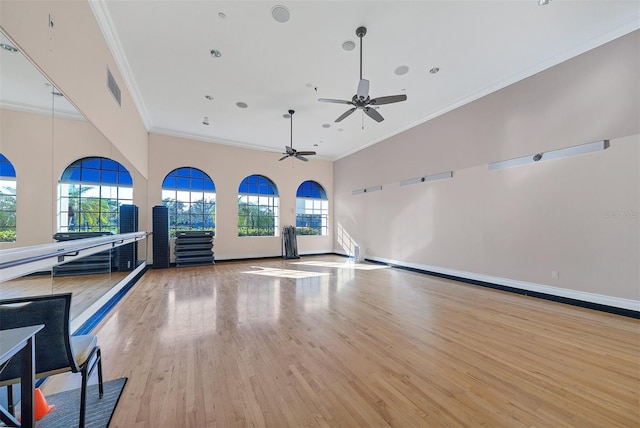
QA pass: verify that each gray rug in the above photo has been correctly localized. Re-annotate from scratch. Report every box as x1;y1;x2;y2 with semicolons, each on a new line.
37;378;127;428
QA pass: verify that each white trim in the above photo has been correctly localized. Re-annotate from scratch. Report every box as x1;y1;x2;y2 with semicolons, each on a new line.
215;252;283;261
71;261;146;333
0;101;86;121
366;255;640;312
88;0;152;130
151;128;333;161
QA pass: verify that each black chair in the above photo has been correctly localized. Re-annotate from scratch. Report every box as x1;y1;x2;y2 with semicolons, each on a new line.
0;293;103;428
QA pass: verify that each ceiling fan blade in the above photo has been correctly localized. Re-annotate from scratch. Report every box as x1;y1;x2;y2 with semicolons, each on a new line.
318;98;353;105
335;107;357;122
370;94;407;105
296;151;316;156
364;106;384;122
357;79;370;99
295;154;309;162
279;155;290;161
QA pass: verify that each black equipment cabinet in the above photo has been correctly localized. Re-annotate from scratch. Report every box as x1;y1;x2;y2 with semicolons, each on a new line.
152;205;170;268
52;232;114;276
174;231;214;267
118;204;139;271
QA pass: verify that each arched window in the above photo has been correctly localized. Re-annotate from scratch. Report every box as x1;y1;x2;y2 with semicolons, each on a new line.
58;157;133;233
162;167;216;237
296;180;328;236
0;154;17;242
238;174;279;236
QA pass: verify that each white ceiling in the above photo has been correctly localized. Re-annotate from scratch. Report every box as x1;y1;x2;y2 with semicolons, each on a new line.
3;2;639;161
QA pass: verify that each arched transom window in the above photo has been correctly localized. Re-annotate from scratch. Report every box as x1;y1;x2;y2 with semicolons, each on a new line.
162;167;216;237
238;174;279;236
296;180;328;236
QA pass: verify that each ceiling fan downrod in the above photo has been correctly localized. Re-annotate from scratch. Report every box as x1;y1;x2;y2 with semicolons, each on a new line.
357;26;366;81
289;109;294;148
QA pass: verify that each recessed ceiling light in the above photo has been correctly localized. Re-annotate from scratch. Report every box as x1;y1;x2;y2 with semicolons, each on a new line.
322;123;331;128
0;43;18;53
313;144;318;147
210;49;222;58
430;67;440;74
395;65;409;76
271;5;290;23
538;0;551;5
202;117;210;125
218;12;226;19
342;41;356;51
204;95;214;100
236;101;248;108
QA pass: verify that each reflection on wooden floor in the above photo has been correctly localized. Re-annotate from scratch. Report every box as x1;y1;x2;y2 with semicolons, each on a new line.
43;256;639;427
0;271;129;320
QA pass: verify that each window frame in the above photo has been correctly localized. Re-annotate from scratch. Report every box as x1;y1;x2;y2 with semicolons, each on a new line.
238;174;279;237
161;167;216;237
295;180;328;236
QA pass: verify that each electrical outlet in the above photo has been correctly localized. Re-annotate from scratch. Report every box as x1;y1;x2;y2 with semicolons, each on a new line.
552;271;559;279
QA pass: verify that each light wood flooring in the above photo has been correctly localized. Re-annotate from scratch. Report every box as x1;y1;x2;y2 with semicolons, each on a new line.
0;271;128;320
42;256;639;427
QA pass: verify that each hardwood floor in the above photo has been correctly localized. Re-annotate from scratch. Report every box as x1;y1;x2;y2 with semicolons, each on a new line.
0;271;129;320
42;256;639;427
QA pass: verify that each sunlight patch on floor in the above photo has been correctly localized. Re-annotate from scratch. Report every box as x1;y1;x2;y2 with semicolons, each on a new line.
242;266;331;279
291;260;390;270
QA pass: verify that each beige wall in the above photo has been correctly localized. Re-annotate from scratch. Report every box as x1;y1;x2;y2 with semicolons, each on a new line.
2;1;636;309
0;109;148;248
0;0;149;178
148;134;334;260
334;31;639;306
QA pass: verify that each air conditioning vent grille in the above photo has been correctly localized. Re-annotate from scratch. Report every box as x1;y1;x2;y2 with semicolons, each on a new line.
107;66;121;106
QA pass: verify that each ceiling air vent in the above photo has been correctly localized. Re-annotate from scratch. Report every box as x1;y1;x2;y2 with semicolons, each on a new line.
106;66;121;106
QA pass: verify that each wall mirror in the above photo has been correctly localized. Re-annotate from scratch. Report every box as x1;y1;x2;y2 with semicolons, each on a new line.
0;28;146;321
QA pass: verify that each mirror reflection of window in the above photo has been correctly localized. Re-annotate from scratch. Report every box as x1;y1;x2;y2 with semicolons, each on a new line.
58;157;133;233
0;154;17;242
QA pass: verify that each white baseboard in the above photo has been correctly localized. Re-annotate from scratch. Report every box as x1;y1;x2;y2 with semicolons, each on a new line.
214;250;333;261
367;256;640;312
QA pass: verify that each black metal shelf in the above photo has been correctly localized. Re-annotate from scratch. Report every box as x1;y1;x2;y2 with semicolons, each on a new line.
52;232;114;276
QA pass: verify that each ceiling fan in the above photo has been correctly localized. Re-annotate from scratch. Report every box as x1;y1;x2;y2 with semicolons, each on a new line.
318;26;407;123
279;110;316;162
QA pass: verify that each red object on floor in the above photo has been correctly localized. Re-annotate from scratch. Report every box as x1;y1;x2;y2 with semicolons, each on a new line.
34;387;55;420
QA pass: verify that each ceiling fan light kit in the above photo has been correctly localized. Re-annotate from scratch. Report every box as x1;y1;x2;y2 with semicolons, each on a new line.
279;109;317;162
318;26;407;123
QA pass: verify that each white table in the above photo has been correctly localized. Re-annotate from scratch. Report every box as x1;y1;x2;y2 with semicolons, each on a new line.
0;325;44;428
